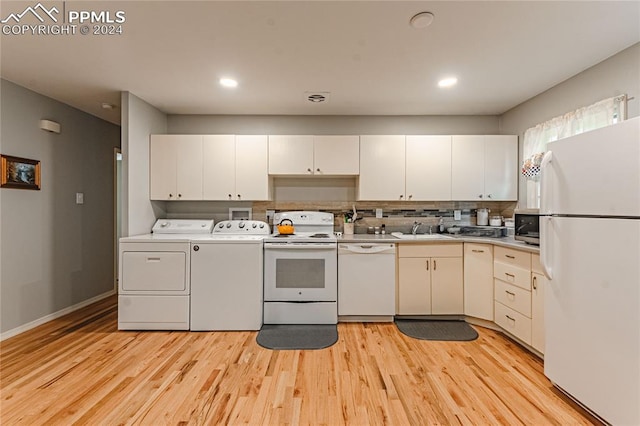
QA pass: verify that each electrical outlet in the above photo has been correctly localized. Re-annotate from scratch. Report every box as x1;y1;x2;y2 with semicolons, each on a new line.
76;192;84;204
375;208;383;218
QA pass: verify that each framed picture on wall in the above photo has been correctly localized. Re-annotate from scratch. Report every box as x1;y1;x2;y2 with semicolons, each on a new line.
1;155;41;190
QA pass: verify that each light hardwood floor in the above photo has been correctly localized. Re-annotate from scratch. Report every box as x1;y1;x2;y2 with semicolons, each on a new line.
1;296;599;425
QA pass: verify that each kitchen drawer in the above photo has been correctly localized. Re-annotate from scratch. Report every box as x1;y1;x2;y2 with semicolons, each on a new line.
494;279;531;317
531;253;543;274
495;301;532;345
494;246;531;270
398;243;463;258
493;261;530;290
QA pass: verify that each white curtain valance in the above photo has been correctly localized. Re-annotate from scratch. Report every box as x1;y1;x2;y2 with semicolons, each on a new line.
521;95;627;181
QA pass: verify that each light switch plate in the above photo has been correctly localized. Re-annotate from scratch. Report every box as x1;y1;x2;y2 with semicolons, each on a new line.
375;208;383;218
76;192;84;204
454;210;461;220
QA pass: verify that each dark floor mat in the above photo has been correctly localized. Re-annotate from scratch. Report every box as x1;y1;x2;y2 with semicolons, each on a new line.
395;319;478;341
257;324;338;350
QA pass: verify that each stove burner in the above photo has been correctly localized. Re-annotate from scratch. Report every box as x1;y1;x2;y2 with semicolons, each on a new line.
273;234;293;238
310;233;331;238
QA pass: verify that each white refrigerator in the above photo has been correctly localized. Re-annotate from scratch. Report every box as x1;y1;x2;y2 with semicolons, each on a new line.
539;116;640;425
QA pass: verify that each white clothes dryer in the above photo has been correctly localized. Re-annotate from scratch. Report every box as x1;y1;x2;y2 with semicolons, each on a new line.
118;219;214;330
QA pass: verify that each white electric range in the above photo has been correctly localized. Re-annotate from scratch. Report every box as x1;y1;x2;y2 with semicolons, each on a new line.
118;219;214;330
263;211;338;324
190;220;269;331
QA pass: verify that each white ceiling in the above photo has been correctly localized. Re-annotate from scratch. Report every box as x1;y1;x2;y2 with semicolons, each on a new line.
1;1;639;125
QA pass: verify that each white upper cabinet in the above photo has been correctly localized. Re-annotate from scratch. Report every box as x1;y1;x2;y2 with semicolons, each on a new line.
268;135;314;175
203;135;269;201
313;135;359;175
484;135;518;200
451;135;485;201
150;135;203;201
358;135;406;200
203;135;236;200
268;135;359;175
451;135;517;201
406;135;452;201
235;135;269;200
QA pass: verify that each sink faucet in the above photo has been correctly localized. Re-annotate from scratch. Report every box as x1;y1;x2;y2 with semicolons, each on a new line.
411;221;422;235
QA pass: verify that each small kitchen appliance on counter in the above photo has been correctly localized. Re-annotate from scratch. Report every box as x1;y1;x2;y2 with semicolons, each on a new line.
263;211;338;324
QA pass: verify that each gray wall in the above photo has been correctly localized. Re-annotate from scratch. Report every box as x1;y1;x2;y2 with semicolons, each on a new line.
0;79;120;334
500;43;640;206
121;92;167;237
167;115;500;135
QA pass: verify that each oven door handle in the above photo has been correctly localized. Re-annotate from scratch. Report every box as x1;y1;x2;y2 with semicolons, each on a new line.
264;243;337;250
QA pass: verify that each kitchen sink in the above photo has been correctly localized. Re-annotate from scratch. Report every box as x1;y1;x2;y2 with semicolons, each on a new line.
391;232;454;240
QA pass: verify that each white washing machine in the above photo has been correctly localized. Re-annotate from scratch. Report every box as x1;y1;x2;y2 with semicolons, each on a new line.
118;219;214;330
190;220;269;331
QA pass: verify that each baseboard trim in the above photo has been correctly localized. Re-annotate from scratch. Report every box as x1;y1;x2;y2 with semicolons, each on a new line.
0;290;116;342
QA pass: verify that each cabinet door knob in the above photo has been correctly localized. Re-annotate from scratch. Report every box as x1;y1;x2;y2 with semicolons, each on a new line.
478;194;483;199
433;260;436;270
399;195;404;199
316;168;320;172
169;193;173;198
425;260;429;270
532;275;538;290
237;194;241;199
228;194;232;199
307;168;312;173
178;193;182;198
408;194;413;199
487;194;493;198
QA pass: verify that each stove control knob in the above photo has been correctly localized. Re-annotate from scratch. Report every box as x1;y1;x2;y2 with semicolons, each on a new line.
239;222;246;228
226;222;232;228
218;223;224;228
259;223;265;228
193;245;199;252
252;222;257;228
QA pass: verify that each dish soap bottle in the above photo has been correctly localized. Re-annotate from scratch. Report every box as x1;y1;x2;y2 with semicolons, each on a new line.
438;218;445;233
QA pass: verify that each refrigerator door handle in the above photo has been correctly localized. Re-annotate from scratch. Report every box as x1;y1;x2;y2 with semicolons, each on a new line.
540;216;553;280
539;151;553;215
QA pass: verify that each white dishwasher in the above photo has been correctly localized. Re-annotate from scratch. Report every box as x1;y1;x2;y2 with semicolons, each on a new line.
338;243;396;320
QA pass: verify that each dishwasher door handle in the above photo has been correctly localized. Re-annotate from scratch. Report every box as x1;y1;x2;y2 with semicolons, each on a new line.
338;244;396;254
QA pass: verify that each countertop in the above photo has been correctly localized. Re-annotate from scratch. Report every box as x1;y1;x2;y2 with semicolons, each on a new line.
337;233;540;253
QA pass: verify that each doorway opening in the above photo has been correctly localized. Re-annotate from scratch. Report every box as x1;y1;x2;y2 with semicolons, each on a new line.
114;148;122;291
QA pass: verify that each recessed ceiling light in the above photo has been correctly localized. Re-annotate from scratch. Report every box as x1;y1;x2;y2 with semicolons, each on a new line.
438;77;458;88
219;78;238;88
410;12;434;29
101;102;115;110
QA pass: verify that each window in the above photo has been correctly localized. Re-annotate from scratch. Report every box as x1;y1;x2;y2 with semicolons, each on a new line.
522;95;627;207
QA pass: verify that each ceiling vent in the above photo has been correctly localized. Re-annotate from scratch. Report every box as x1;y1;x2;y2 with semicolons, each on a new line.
305;92;330;104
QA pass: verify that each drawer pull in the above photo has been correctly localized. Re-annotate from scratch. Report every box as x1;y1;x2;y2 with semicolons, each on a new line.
505;290;516;297
433;260;437;270
505;273;515;279
505;254;516;259
505;315;515;322
472;249;484;253
146;257;161;262
425;260;429;270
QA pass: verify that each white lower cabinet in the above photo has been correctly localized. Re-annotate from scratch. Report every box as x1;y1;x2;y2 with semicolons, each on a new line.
531;254;546;354
463;243;493;320
493;246;537;348
397;244;463;315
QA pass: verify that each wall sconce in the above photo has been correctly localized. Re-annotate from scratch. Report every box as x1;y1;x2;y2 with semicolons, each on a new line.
39;119;61;134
